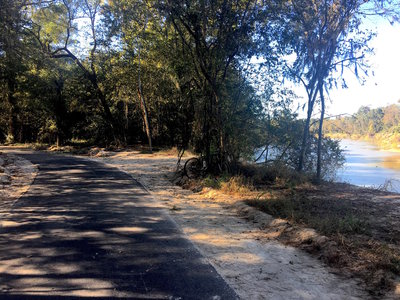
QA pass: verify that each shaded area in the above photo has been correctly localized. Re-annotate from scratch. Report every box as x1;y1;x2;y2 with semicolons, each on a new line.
0;151;237;299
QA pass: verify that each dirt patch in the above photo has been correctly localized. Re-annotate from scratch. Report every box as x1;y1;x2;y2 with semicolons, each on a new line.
0;151;38;215
86;149;374;299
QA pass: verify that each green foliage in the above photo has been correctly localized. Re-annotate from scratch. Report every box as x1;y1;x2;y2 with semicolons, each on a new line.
325;104;400;150
0;0;398;181
202;175;222;189
256;102;345;181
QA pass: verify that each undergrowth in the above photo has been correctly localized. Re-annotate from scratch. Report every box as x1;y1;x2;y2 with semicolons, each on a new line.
182;160;400;293
202;174;254;194
246;196;370;235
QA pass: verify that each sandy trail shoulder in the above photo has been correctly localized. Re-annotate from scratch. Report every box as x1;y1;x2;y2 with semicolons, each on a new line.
0;150;38;215
91;150;371;300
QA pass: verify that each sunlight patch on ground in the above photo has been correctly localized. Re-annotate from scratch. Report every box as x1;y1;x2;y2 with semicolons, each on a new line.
109;226;149;234
50;263;82;274
0;258;46;275
10;277;116;297
216;252;264;264
0;220;30;228
74;230;106;239
19;233;43;240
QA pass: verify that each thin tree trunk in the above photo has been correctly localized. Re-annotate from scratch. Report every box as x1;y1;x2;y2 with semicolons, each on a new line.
54;79;66;148
297;98;313;172
297;86;320;172
90;77;117;141
7;75;17;143
137;18;152;153
123;100;128;144
316;84;325;183
137;88;152;153
214;91;225;155
203;92;211;166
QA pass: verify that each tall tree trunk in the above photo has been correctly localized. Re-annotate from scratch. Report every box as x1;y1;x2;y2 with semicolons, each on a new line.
297;97;313;172
316;84;325;183
54;78;68;147
297;86;320;172
124;100;129;144
7;75;17;143
202;93;211;166
137;88;152;153
89;75;118;142
137;18;152;153
214;91;225;156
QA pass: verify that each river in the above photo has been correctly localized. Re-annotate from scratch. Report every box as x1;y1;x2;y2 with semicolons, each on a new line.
337;139;400;193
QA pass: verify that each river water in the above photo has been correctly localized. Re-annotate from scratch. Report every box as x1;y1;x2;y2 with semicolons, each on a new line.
337;139;400;193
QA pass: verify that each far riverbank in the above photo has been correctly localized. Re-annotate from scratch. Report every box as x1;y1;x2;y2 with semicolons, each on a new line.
327;132;400;153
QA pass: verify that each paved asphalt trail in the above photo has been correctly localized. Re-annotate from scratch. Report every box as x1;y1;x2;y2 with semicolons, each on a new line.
0;151;238;299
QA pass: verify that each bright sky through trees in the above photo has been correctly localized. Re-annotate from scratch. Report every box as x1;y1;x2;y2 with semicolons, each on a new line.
74;3;399;120
321;22;400;117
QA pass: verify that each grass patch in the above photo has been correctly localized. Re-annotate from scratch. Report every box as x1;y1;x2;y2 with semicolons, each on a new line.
200;174;254;195
220;176;254;194
244;182;400;294
176;153;400;294
246;195;370;235
202;175;223;189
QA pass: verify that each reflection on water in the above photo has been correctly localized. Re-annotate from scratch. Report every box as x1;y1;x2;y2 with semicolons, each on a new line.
381;156;400;170
337;139;400;193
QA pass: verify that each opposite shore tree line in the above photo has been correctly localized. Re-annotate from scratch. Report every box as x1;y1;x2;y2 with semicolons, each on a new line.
324;103;400;150
1;0;399;181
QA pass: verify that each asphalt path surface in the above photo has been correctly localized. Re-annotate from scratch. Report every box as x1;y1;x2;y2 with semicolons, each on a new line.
0;151;238;299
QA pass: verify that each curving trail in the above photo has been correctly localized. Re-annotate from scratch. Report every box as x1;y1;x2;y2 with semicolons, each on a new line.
0;150;237;299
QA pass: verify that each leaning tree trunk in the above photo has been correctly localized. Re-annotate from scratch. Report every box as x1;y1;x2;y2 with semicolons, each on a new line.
53;48;118;144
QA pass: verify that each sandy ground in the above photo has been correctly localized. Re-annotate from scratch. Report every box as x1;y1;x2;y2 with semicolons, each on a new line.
87;149;372;300
0;151;37;216
2;147;394;299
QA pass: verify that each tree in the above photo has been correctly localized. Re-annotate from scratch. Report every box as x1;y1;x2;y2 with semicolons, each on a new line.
275;0;400;181
0;0;28;142
383;104;400;129
30;0;120;143
161;0;260;166
105;0;160;151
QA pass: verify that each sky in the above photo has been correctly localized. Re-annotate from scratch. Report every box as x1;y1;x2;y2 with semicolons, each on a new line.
307;21;400;117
